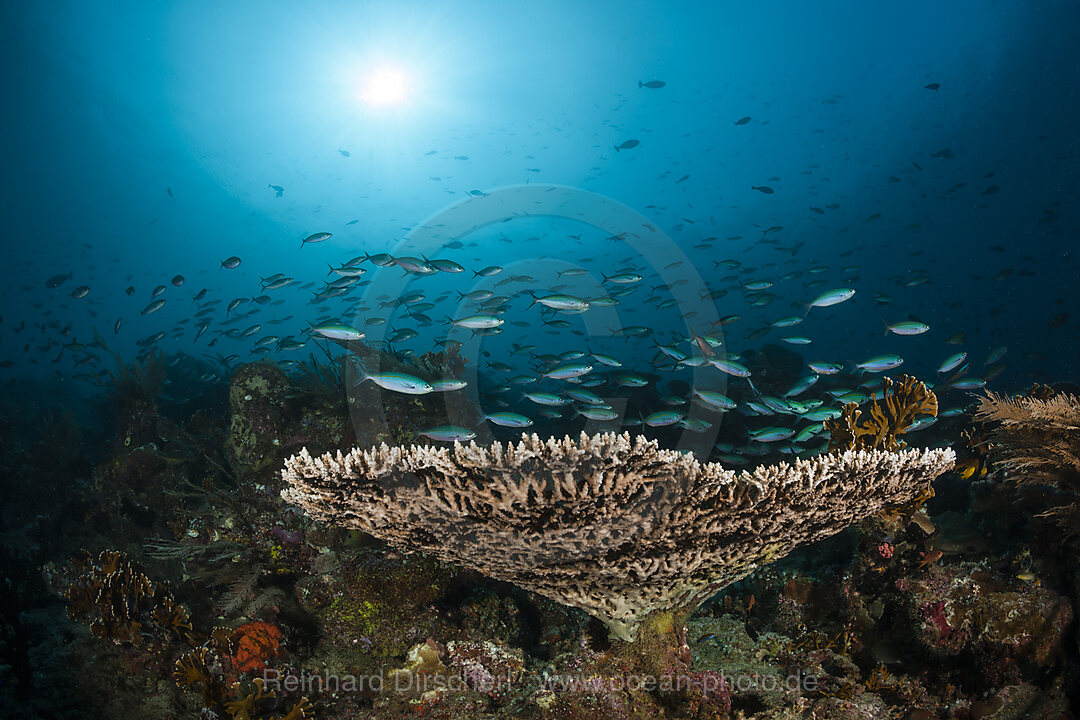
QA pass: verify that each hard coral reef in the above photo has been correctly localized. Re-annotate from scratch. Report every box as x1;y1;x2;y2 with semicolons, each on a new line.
14;353;1080;720
281;431;954;641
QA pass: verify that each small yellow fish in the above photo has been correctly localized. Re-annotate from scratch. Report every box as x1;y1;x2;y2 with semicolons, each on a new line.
955;459;986;480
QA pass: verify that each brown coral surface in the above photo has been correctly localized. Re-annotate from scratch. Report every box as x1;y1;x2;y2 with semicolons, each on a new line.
281;432;954;641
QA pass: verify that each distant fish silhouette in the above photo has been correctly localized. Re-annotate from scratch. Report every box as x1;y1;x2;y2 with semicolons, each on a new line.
614;139;640;152
751;185;774;194
924;82;940;90
734;116;751;125
338;149;351;157
45;272;72;289
269;184;284;197
639;80;665;89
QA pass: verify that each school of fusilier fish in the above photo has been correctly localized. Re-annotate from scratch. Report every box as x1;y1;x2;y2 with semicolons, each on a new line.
6;77;1043;464
13;217;1010;465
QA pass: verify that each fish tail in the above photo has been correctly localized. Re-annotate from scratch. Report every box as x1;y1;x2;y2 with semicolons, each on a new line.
348;357;371;385
613;145;619;152
638;81;643;88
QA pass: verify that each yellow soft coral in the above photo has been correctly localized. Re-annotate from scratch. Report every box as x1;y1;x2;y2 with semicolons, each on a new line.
826;375;938;452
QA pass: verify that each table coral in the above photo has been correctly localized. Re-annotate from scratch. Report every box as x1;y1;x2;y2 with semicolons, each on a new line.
281;431;954;641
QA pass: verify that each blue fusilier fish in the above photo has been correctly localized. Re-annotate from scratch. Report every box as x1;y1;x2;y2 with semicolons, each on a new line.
938;352;968;373
529;293;590;311
142;299;166;315
907;417;937;432
803;407;843;422
483;412;534;428
693;389;737;410
749;427;796;443
564;389;605;405
417;426;476;442
431;379;467;392
351;360;433;395
806;288;856;313
300;232;332;249
808;362;843;375
427;258;464;273
524;392;572;406
708;358;752;377
576;406;620;420
887;320;930;335
645;410;684;427
744;280;773;291
452;315;504;329
311;323;366;342
783;375;819;398
771;315;803;327
602;272;643;284
948;378;985;391
543;362;593;379
855;354;904;373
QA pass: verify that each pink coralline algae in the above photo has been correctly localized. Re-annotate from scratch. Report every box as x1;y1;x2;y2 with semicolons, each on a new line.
920;600;951;639
684;670;731;709
269;525;303;545
446;640;524;700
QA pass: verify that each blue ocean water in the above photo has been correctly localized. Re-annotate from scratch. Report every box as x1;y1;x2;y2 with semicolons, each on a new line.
3;1;1077;402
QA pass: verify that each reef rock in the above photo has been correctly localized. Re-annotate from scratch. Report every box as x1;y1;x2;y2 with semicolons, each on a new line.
226;363;291;474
